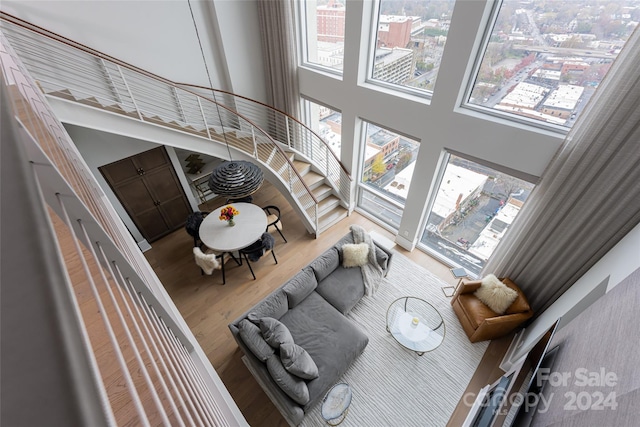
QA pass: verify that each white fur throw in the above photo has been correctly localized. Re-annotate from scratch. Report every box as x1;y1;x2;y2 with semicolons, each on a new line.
474;274;518;314
193;247;220;275
342;243;369;268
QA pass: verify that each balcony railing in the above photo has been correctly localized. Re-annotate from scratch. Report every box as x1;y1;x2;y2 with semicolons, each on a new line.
1;12;353;235
1;29;246;427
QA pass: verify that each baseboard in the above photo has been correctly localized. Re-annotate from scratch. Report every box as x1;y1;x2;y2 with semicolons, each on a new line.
395;234;415;251
138;239;152;252
499;329;525;372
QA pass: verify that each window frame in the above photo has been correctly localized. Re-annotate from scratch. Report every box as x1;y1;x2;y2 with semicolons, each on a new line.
355;119;421;230
364;0;438;100
416;150;538;276
459;0;572;135
296;0;346;77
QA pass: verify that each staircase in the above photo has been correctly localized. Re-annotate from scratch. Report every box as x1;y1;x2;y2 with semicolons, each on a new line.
0;13;351;236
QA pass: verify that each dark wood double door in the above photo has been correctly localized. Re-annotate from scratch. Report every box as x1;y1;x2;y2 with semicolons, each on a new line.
100;147;191;243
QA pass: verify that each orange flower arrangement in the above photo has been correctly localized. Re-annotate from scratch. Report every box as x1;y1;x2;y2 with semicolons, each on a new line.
219;205;240;222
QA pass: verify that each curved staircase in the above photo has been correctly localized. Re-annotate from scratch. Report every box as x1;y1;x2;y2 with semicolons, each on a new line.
0;13;351;236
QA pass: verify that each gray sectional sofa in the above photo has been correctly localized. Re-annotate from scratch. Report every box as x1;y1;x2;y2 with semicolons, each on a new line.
229;233;393;426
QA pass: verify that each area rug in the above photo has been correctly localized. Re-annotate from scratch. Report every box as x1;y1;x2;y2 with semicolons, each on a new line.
300;251;489;427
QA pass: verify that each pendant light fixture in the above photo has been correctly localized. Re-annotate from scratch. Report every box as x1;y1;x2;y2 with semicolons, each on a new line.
188;1;264;199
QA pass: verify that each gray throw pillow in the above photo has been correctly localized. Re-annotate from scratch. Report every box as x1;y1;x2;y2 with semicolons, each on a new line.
259;317;294;349
280;343;319;380
266;355;310;405
282;268;318;308
237;319;274;362
309;247;340;282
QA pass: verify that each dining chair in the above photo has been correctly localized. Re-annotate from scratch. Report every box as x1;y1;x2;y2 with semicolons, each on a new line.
185;211;209;248
193;246;234;285
239;232;277;280
263;205;287;243
225;195;253;204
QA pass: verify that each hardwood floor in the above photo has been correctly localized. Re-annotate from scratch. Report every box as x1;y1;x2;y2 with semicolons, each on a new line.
144;181;462;426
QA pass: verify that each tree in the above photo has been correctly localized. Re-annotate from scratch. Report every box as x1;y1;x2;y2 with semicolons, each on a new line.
395;151;413;171
371;154;386;176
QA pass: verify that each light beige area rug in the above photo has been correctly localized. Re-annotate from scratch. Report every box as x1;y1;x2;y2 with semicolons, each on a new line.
301;251;488;427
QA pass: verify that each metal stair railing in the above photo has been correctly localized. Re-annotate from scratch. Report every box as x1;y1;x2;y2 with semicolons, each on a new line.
0;13;322;233
178;83;353;203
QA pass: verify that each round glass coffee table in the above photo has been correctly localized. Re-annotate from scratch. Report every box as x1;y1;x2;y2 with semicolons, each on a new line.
321;383;352;425
386;297;445;356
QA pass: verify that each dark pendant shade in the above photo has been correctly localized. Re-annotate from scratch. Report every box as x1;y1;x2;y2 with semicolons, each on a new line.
207;160;264;198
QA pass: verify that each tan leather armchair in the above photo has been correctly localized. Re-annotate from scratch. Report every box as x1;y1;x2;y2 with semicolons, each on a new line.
451;277;533;343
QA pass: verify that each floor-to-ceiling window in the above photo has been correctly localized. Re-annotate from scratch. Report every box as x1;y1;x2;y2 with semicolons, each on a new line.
357;122;420;230
466;0;637;129
419;154;535;277
302;0;346;73
370;0;456;94
295;0;631;272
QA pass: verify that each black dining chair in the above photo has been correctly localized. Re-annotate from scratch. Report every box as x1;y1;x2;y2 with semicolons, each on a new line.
263;205;287;243
185;211;209;248
226;195;254;204
239;232;277;280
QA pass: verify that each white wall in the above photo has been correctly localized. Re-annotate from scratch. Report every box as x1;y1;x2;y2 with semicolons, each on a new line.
2;0;267;101
506;221;640;364
298;0;564;249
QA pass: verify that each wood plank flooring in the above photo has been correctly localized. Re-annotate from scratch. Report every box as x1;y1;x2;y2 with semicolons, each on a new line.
144;181;464;426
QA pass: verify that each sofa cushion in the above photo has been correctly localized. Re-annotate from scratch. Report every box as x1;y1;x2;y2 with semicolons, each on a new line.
280;343;319;380
309;247;340;283
279;292;368;410
315;266;365;315
259;317;295;349
458;293;498;328
266;354;310;405
238;319;274;362
282;268;317;308
475;275;518;314
341;243;370;268
503;278;531;314
247;289;289;323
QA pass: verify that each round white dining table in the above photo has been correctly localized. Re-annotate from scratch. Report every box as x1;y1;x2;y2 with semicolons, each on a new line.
199;202;267;252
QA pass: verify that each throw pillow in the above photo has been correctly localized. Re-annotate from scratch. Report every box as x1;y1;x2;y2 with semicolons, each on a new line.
259;317;294;349
280;343;319;380
237;319;274;362
266;355;310;405
474;274;519;314
341;243;369;268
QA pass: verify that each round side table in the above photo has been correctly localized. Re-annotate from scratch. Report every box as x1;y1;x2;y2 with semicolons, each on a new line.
321;383;352;425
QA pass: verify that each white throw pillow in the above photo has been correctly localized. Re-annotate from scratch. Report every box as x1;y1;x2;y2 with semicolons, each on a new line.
341;243;369;268
474;274;518;314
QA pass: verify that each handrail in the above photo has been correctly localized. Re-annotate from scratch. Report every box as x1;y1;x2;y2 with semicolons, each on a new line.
177;82;352;180
0;11;351;196
0;13;320;211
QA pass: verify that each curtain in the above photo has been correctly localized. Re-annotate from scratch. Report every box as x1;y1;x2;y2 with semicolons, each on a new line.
256;0;301;121
482;27;640;315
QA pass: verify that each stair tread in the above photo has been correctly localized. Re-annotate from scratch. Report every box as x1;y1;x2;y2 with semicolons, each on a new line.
318;206;348;232
292;160;311;174
306;195;340;217
302;171;324;187
312;184;332;199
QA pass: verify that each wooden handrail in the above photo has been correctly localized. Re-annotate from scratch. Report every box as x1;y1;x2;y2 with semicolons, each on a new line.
0;12;319;206
177;82;352;180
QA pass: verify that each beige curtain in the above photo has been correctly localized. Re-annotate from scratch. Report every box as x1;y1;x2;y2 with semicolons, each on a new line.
482;27;640;314
257;0;301;120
